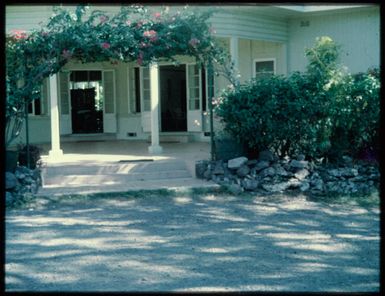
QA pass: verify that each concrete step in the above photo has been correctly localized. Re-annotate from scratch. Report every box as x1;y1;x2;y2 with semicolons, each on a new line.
36;178;219;197
43;170;192;186
147;135;190;143
41;159;193;188
42;160;189;175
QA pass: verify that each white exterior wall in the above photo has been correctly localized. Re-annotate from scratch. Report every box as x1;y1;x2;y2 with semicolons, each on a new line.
287;7;380;73
211;8;288;42
238;39;287;83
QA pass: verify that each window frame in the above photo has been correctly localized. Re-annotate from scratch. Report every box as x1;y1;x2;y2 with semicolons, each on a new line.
253;58;276;78
28;83;46;116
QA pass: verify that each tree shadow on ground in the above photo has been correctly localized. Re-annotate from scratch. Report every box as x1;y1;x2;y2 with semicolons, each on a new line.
5;192;380;292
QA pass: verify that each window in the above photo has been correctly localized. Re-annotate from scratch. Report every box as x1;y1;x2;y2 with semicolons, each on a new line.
254;59;275;78
69;70;103;112
28;97;42;115
201;66;215;112
141;67;151;111
28;81;47;116
188;64;200;110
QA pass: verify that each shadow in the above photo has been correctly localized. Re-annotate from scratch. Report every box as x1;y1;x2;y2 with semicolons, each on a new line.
5;192;380;292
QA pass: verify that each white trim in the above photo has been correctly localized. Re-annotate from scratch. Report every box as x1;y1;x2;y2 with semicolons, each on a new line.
186;63;202;111
58;70;71;115
127;64;133;114
253;58;277;77
102;69;117;133
102;69;116;114
148;62;162;154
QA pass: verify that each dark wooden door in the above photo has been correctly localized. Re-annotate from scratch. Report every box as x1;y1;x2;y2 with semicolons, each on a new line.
71;88;103;133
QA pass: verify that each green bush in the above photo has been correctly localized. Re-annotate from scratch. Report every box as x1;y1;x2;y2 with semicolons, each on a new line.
18;144;42;169
215;36;380;161
215;72;333;158
328;68;380;160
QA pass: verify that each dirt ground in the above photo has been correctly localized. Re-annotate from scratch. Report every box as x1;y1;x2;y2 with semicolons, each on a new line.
5;192;380;292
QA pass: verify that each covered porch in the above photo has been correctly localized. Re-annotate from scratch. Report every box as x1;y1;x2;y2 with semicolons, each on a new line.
37;140;216;196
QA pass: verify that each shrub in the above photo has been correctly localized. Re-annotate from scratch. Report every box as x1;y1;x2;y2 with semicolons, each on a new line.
215;36;380;161
18;144;42;169
215;71;334;159
328;68;380;160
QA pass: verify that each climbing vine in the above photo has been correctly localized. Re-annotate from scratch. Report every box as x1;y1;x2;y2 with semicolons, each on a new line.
6;5;236;146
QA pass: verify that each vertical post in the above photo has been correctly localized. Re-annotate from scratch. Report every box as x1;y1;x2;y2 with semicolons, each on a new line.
24;99;30;169
148;62;163;154
207;59;216;161
48;74;63;159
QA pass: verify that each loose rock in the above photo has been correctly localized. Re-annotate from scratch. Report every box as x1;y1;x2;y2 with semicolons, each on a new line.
259;167;275;178
290;160;309;170
242;179;259;191
195;160;208;179
294;169;310;181
236;165;250;177
228;157;248;170
262;182;290;192
254;161;270;172
6;172;19;190
228;183;243;195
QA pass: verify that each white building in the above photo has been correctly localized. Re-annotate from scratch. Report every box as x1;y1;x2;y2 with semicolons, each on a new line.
5;4;380;156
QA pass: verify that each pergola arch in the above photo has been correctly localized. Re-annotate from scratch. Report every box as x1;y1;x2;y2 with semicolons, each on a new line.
6;5;235;158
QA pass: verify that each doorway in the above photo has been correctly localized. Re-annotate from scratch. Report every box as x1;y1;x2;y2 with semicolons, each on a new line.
159;65;187;132
70;71;103;134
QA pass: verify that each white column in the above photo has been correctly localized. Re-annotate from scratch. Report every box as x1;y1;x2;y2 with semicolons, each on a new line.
230;36;239;72
281;42;288;75
148;62;163;154
48;74;63;159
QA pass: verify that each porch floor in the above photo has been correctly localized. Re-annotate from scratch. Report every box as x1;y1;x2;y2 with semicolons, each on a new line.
37;141;217;196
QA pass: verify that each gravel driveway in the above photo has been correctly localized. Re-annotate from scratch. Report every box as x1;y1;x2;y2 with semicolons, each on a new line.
5;192;380;292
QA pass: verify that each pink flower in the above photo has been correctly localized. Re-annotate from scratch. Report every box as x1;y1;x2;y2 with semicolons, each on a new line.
209;27;216;34
101;42;111;49
62;49;72;59
153;12;161;19
11;30;28;40
126;20;132;26
140;42;149;48
99;15;108;24
189;38;200;47
143;30;157;38
136;21;142;28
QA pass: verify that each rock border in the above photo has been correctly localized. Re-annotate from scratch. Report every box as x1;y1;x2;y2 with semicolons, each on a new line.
6;166;42;207
196;150;379;196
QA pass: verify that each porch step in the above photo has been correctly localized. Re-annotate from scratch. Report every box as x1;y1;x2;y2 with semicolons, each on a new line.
41;159;192;188
43;170;192;187
42;160;189;176
148;134;190;143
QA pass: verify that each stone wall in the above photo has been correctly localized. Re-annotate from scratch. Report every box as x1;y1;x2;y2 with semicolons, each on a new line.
196;150;379;196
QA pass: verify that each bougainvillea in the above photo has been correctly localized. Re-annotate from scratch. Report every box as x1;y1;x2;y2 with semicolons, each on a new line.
6;4;236;146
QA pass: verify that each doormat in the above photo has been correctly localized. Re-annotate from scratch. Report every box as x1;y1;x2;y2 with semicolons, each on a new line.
118;159;154;163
